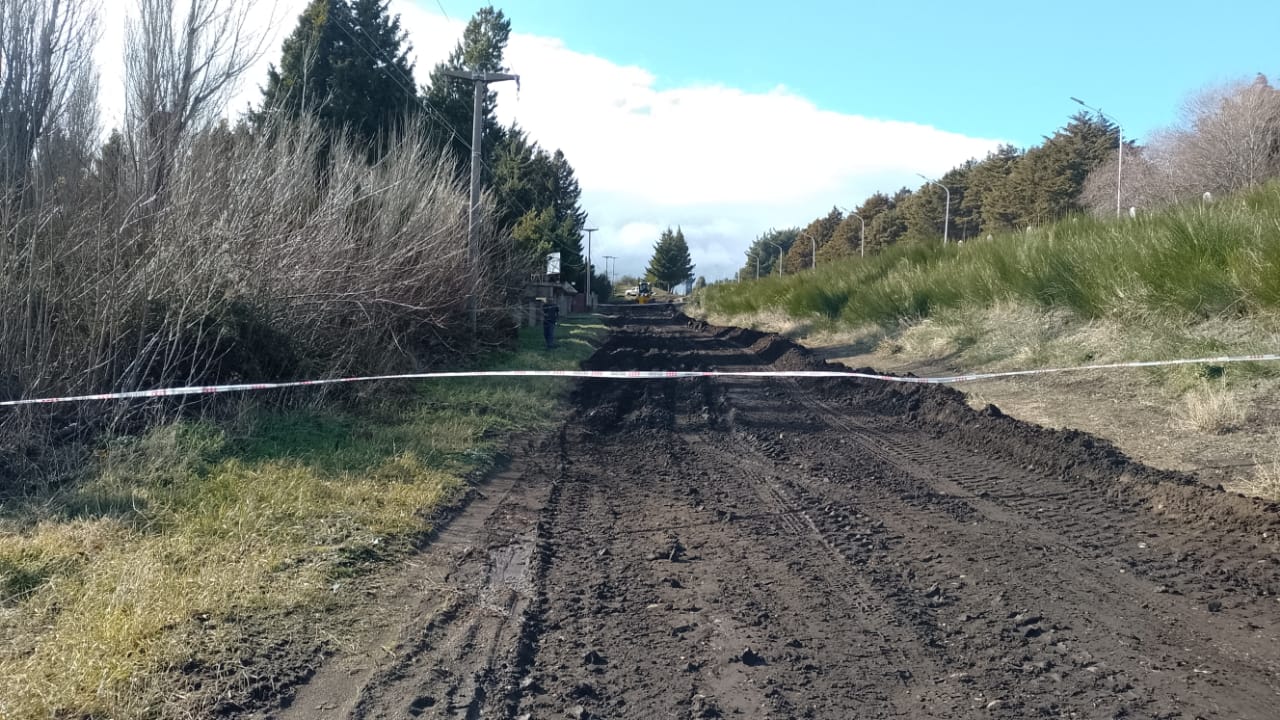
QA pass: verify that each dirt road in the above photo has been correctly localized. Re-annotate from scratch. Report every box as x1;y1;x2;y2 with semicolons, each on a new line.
248;307;1280;719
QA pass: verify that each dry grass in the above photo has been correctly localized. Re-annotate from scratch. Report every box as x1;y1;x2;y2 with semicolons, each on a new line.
0;318;606;720
1174;380;1248;434
1234;459;1280;502
0;433;463;718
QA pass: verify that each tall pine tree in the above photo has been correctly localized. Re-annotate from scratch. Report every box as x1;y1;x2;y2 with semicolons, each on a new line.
259;0;416;150
422;6;510;169
492;127;586;278
646;227;695;291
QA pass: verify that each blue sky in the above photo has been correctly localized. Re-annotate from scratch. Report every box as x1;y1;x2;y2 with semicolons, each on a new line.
99;1;1280;281
399;0;1280;279
434;0;1278;149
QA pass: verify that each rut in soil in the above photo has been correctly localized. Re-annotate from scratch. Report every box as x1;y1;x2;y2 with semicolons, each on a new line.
246;306;1280;720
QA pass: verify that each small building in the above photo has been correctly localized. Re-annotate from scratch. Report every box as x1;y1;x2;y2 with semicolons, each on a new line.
518;280;577;328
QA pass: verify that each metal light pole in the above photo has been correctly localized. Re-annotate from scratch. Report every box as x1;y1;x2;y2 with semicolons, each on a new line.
799;231;816;270
838;206;867;257
583;227;597;309
767;241;785;277
1071;96;1123;218
917;174;951;245
441;68;520;333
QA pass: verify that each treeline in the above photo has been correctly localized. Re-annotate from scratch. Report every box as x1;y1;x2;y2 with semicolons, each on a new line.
744;74;1280;278
0;1;585;484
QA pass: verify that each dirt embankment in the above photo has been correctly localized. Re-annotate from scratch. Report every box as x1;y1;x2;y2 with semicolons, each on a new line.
237;306;1280;720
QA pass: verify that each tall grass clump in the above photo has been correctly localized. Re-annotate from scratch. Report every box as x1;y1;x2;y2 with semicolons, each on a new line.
703;182;1280;330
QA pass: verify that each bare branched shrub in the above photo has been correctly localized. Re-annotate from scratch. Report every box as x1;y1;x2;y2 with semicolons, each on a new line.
1165;76;1280;195
0;113;521;494
1079;147;1180;217
1085;75;1280;214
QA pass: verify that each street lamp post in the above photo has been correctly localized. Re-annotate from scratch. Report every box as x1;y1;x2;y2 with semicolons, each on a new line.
916;174;951;245
583;227;597;308
767;241;785;277
798;231;816;270
839;206;867;257
1071;96;1123;218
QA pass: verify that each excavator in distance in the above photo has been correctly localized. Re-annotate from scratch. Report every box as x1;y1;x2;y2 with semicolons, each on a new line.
624;280;654;304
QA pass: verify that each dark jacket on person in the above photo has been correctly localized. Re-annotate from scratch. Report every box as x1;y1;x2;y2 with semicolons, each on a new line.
542;301;560;326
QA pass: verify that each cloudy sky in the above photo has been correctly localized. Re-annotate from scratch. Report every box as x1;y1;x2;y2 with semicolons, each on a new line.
96;0;1280;282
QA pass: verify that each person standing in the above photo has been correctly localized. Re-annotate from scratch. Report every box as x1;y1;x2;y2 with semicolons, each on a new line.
542;298;560;349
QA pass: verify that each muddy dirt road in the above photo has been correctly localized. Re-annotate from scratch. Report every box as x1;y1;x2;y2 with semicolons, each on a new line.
252;307;1280;719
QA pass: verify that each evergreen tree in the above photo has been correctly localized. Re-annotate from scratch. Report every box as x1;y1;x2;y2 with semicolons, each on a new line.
741;228;796;279
646;227;695;291
591;267;612;302
492;127;586;277
993;112;1118;227
785;207;842;273
815;214;862;264
962;145;1022;234
259;0;416;149
422;6;510;168
902;165;970;243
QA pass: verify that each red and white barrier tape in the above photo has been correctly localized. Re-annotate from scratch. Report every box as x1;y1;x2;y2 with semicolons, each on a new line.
2;353;1278;408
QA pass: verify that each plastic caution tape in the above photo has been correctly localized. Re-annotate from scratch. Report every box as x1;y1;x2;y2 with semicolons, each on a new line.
2;353;1279;408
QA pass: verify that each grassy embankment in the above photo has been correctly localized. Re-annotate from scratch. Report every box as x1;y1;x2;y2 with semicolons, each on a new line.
699;183;1280;491
0;317;605;720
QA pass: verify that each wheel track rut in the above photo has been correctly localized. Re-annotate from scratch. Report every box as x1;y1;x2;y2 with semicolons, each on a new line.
241;306;1280;720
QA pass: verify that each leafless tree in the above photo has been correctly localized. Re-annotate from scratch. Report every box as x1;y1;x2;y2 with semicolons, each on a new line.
1080;145;1181;218
1087;75;1280;214
0;0;99;195
1162;75;1280;195
124;0;270;200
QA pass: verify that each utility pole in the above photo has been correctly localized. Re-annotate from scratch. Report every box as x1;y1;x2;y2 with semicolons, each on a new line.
583;227;598;310
442;68;520;333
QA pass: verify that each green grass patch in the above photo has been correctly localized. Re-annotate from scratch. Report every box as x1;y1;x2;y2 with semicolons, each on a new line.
0;317;606;720
703;182;1280;328
699;183;1280;389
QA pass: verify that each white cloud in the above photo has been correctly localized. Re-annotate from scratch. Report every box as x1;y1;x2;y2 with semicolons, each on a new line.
95;0;1004;282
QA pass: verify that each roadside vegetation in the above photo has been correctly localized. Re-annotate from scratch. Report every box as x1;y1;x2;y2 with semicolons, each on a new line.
701;72;1280;499
0;317;604;720
0;2;608;717
706;182;1280;338
698;184;1280;496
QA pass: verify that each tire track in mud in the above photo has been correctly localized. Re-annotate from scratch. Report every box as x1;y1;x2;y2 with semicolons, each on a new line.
244;306;1280;720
